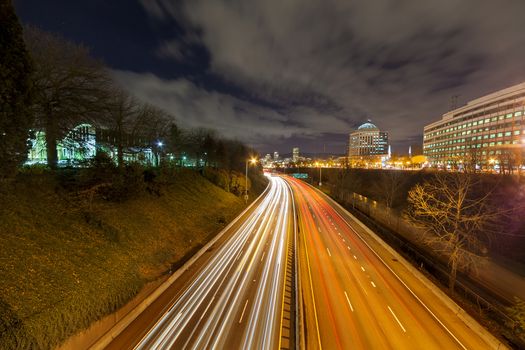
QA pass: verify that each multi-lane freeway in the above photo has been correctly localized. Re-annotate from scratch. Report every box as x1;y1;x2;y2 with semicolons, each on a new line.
105;175;294;350
103;173;500;350
286;176;496;350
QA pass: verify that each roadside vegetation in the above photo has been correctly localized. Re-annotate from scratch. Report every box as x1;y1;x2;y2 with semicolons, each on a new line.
0;3;268;349
0;165;266;349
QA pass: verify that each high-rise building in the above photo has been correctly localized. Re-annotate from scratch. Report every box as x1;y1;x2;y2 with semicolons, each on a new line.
292;147;300;162
348;121;389;166
423;82;525;170
273;151;279;160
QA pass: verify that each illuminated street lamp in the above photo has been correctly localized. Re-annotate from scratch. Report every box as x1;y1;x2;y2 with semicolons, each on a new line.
245;158;257;203
156;140;163;166
315;161;322;187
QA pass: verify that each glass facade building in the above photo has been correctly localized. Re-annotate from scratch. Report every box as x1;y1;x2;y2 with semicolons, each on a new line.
423;82;525;171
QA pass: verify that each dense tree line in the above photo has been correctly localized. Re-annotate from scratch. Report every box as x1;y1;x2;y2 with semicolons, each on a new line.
0;0;33;178
1;7;255;176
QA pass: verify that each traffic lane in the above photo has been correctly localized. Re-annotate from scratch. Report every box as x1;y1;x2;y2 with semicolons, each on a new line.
135;176;292;349
290;178;467;349
296;185;398;349
137;183;280;349
104;182;272;350
300;179;494;350
305;195;454;350
315;187;492;350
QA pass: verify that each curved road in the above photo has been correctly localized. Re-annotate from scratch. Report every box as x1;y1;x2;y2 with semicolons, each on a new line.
105;176;293;350
287;176;497;350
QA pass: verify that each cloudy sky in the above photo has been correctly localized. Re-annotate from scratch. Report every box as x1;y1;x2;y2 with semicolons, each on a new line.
15;0;525;155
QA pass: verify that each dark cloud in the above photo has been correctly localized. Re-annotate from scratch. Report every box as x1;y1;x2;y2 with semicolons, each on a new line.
131;0;525;154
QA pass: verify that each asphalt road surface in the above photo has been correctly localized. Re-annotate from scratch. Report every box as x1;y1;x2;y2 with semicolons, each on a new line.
286;176;496;350
105;175;293;350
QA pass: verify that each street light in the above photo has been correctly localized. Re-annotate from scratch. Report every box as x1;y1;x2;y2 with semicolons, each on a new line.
245;158;257;203
156;140;163;166
315;161;322;187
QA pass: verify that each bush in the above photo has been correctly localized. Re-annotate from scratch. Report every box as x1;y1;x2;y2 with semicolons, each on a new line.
506;297;525;343
18;164;50;175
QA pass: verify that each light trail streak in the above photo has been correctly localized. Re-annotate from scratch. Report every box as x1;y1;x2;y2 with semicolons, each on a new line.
134;176;293;350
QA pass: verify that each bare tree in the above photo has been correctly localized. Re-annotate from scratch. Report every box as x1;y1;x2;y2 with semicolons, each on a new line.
372;170;406;208
134;103;171;165
104;89;139;169
25;27;110;168
332;169;362;205
463;141;482;173
405;173;498;292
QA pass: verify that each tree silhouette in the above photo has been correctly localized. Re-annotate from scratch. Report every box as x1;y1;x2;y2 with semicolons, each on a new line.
0;1;33;177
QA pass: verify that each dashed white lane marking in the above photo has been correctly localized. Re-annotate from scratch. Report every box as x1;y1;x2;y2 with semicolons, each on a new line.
388;306;407;333
239;299;249;323
326;248;332;257
353;255;357;260
260;251;266;262
361;266;365;272
344;291;354;312
371;281;376;288
347;246;351;250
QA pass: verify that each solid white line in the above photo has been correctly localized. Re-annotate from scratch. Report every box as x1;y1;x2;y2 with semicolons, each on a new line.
239;299;249;323
388;306;407;333
344;291;354;312
326;248;332;257
371;281;376;288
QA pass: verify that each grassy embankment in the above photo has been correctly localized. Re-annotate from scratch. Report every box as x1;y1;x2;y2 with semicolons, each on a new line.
0;168;260;349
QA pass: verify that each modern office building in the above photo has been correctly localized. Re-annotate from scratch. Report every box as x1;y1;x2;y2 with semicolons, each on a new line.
423;82;525;171
292;147;300;162
348;121;389;165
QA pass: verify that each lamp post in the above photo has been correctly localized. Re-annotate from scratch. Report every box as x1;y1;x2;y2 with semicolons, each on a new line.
245;158;257;203
319;164;322;186
315;161;322;187
156;141;163;167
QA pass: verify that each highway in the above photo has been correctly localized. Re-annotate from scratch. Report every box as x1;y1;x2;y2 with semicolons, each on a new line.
286;176;497;350
105;175;294;350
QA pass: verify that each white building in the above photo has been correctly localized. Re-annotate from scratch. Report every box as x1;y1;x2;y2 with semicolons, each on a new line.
292;147;300;162
348;121;389;165
423;82;525;171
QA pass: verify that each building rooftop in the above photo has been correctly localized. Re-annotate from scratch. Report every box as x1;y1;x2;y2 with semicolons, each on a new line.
357;121;379;131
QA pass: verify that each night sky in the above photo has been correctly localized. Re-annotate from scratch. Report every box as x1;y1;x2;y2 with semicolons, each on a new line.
14;0;525;156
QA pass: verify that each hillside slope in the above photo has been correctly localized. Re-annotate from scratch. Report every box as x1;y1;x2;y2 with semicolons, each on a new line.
0;170;247;349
